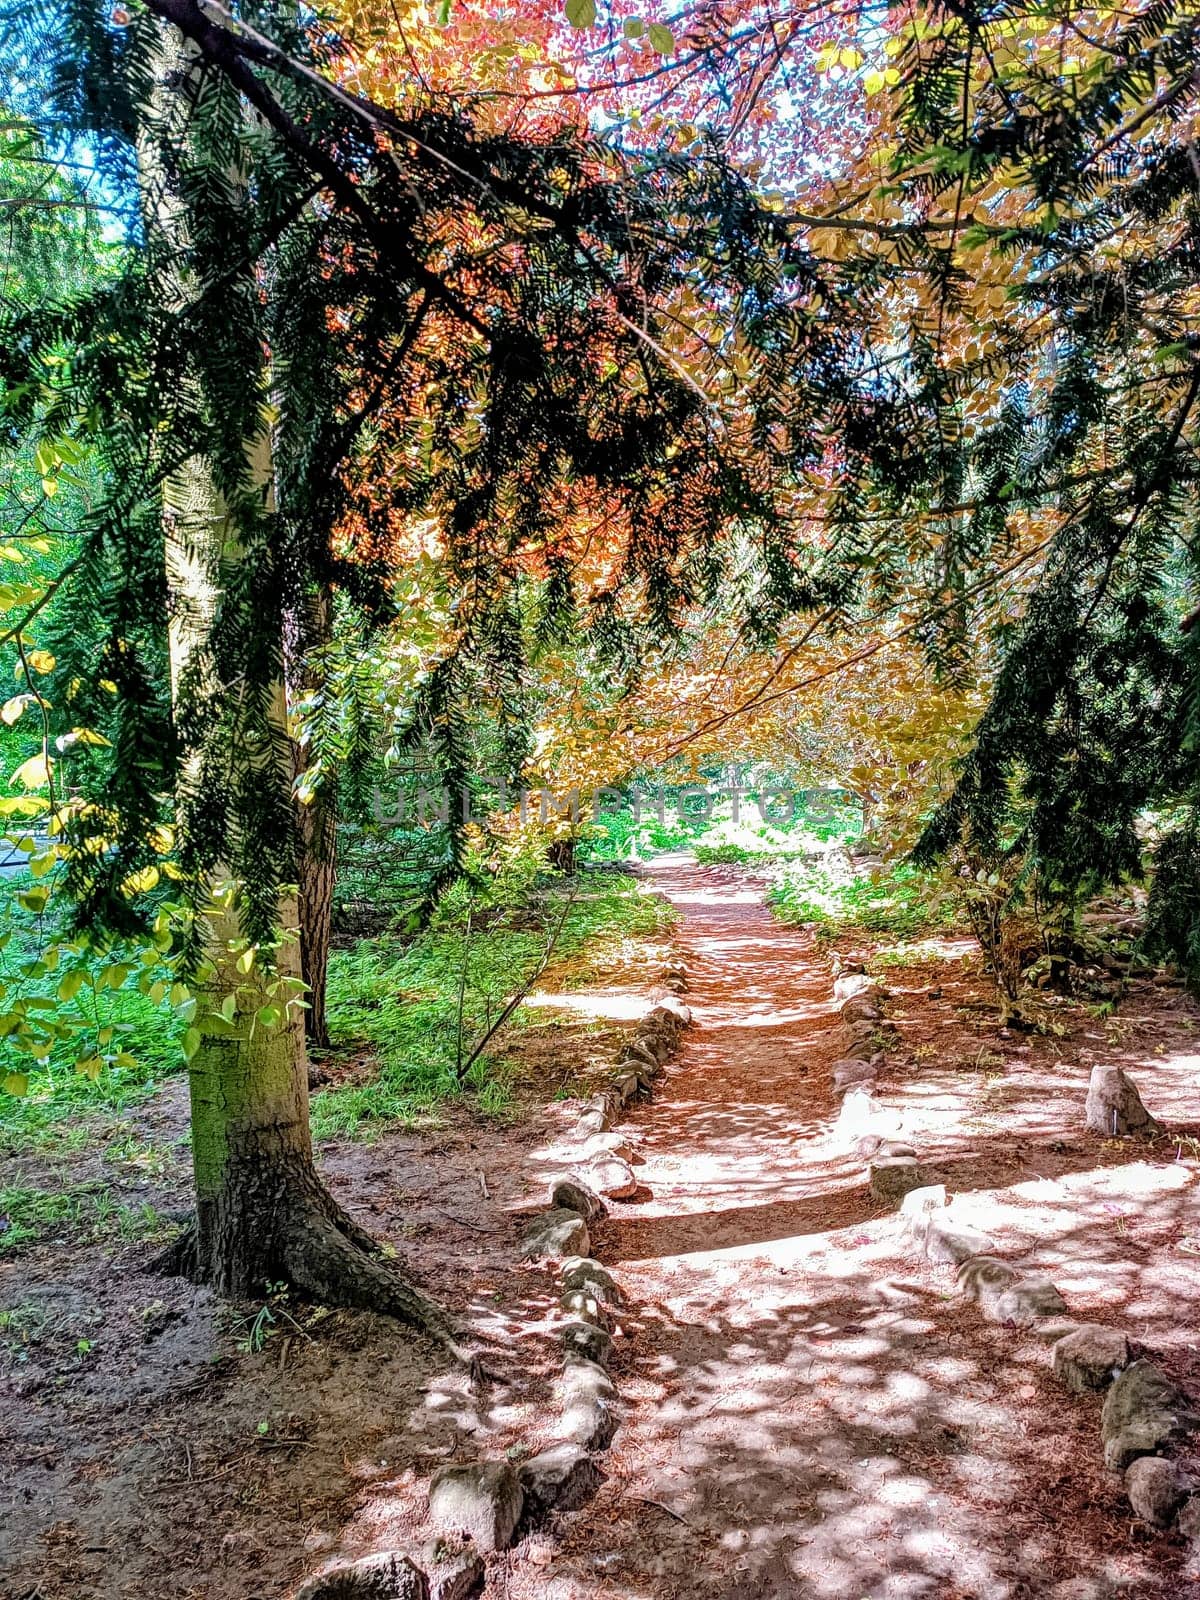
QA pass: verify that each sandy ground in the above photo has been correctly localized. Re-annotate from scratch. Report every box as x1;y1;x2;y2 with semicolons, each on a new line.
501;856;1200;1600
3;856;1199;1600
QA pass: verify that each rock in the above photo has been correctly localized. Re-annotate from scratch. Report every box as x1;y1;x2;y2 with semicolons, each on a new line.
1177;1495;1200;1539
1125;1456;1184;1526
841;995;882;1024
957;1255;1020;1312
843;1035;882;1064
1031;1318;1082;1344
588;1155;638;1200
923;1215;997;1266
612;1072;640;1104
549;1177;606;1221
561;1287;609;1327
417;1542;484;1600
561;1320;612;1365
869;1157;940;1204
832;1058;877;1093
1051;1324;1130;1393
621;1039;659;1071
647;998;691;1028
899;1183;947;1222
1085;1063;1159;1137
664;976;688;994
522;1209;590;1261
877;1140;917;1159
834;973;876;1002
1101;1360;1192;1469
295;1554;428;1600
574;1107;608;1137
990;1276;1068;1327
581;1132;639;1164
519;1443;603;1519
428;1461;524;1553
559;1355;620;1450
561;1257;622;1307
584;1093;619;1130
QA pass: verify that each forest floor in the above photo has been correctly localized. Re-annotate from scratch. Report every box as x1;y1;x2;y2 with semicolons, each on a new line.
3;856;1200;1600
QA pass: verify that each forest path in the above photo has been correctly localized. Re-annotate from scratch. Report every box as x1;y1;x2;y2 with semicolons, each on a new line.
519;855;1187;1600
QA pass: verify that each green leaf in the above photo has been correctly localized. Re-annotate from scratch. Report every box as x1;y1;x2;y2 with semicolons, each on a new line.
182;1026;202;1061
623;16;644;36
2;1071;29;1097
647;22;674;53
564;0;596;26
58;969;87;1003
256;1004;282;1031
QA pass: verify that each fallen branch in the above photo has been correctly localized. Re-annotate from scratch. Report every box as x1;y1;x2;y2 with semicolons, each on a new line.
456;881;579;1082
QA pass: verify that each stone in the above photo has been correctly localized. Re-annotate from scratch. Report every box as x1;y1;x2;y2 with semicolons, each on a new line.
519;1443;604;1519
549;1177;606;1221
581;1132;638;1164
1125;1456;1184;1527
899;1183;947;1222
574;1107;608;1137
832;1058;877;1093
428;1461;524;1553
841;995;882;1024
664;976;688;994
877;1140;917;1159
561;1320;612;1365
1051;1324;1130;1393
588;1155;638;1200
957;1255;1020;1312
561;1288;609;1327
296;1554;428;1600
989;1276;1068;1327
584;1093;619;1130
843;1035;882;1064
622;1039;659;1070
869;1157;940;1204
1177;1495;1200;1539
1101;1360;1192;1469
1085;1063;1159;1137
417;1542;484;1600
522;1208;590;1261
647;997;692;1028
561;1256;622;1307
834;973;876;1002
923;1215;996;1266
612;1072;640;1105
559;1354;620;1450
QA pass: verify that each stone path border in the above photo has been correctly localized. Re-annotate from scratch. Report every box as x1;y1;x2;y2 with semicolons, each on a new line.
291;935;694;1599
826;957;1198;1553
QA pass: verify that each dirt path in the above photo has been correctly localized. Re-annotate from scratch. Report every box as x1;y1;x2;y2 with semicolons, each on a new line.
515;855;1197;1600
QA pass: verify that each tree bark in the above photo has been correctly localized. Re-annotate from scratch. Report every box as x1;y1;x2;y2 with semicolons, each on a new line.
142;21;456;1351
283;585;337;1053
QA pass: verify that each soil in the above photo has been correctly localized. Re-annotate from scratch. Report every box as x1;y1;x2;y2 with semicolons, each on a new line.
3;856;1200;1600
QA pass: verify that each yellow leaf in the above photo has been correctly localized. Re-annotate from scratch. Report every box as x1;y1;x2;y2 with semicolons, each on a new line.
12;755;51;790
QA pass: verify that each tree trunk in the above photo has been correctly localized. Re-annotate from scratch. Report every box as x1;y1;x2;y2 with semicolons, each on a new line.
143;22;457;1352
284;585;337;1052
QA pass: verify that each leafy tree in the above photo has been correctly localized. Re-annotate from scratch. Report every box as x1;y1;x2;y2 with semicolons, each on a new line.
1;0;875;1329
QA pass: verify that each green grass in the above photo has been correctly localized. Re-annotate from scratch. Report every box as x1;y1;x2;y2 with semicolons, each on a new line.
0;1180;173;1253
583;790;863;862
313;871;672;1139
768;859;960;940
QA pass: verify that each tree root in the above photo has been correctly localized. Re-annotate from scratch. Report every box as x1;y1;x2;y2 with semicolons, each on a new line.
150;1180;493;1380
